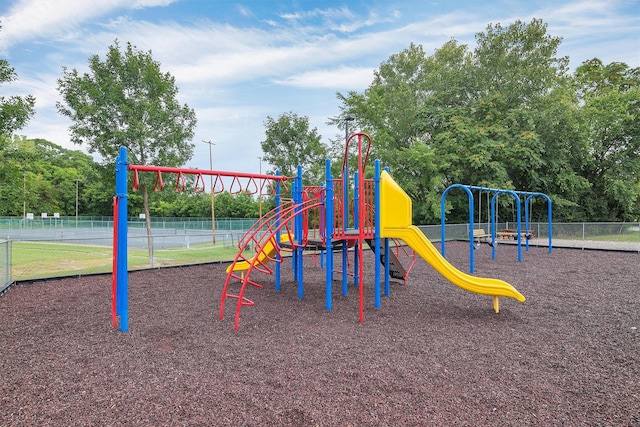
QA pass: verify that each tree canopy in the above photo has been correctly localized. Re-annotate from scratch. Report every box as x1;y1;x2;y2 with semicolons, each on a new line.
0;26;36;136
573;59;640;220
333;19;639;223
56;40;197;166
0;135;104;216
260;111;326;184
0;135;272;221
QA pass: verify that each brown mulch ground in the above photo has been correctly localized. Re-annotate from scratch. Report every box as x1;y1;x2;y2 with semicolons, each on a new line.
1;241;639;426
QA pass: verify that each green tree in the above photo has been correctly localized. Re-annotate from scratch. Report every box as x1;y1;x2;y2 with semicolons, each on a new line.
261;112;326;184
525;83;591;221
574;59;640;220
213;192;260;219
0;136;104;216
0;26;36;135
334;19;586;223
56;40;197;256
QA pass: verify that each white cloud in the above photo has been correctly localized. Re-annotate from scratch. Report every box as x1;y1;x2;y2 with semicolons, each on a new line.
69;18;388;89
236;5;253;18
12;73;59;108
274;66;374;90
278;6;353;23
0;0;178;48
537;0;638;38
277;5;404;35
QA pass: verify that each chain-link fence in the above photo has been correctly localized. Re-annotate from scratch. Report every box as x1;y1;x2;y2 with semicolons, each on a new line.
2;218;639;283
0;216;257;232
438;221;640;252
2;216;259;282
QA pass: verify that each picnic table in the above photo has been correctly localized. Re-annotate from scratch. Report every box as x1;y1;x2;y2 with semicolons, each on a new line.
496;228;534;240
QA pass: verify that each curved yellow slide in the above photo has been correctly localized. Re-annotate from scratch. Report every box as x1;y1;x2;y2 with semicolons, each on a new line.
379;170;525;309
226;235;290;273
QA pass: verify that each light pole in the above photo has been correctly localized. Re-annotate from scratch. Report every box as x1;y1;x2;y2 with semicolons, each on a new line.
202;140;216;244
23;173;26;218
345;113;356;142
257;156;263;218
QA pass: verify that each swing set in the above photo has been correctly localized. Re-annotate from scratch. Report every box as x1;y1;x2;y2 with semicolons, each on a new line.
440;184;553;273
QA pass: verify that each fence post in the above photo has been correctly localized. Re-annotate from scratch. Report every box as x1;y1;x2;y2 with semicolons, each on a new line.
150;237;155;269
4;239;10;287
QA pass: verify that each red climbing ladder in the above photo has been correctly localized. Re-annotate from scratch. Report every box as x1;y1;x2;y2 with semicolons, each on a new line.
219;196;324;330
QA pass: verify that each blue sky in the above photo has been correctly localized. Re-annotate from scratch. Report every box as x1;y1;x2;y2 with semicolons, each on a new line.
1;0;639;176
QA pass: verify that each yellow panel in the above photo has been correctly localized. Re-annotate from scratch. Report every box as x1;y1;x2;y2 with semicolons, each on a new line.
380;170;412;231
226;235;290;273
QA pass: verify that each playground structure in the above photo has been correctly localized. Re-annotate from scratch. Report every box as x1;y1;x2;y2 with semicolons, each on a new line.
112;133;525;332
441;184;553;273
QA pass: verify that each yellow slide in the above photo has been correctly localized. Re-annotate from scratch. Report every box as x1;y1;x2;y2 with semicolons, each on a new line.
226;235;290;273
379;170;525;311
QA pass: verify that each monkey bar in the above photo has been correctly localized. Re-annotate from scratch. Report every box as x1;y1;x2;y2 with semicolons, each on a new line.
112;146;291;332
129;164;289;195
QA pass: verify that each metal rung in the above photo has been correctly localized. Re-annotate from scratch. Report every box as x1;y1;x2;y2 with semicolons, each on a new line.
223;294;255;306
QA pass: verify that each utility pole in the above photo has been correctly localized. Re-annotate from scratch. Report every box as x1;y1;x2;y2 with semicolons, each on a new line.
23;173;26;219
202;140;216;244
257;156;263;218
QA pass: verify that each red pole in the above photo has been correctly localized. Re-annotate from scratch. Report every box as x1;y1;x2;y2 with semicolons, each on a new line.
358;134;365;323
111;196;119;329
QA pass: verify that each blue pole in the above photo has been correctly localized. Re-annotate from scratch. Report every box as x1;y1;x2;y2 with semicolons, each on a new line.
275;171;282;291
547;197;553;253
115;146;129;332
295;165;304;298
325;159;333;310
491;193;497;259
515;195;522;262
374;161;381;308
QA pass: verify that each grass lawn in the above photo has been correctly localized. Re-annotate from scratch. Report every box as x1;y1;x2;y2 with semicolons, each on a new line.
11;241;241;281
585;233;640;242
